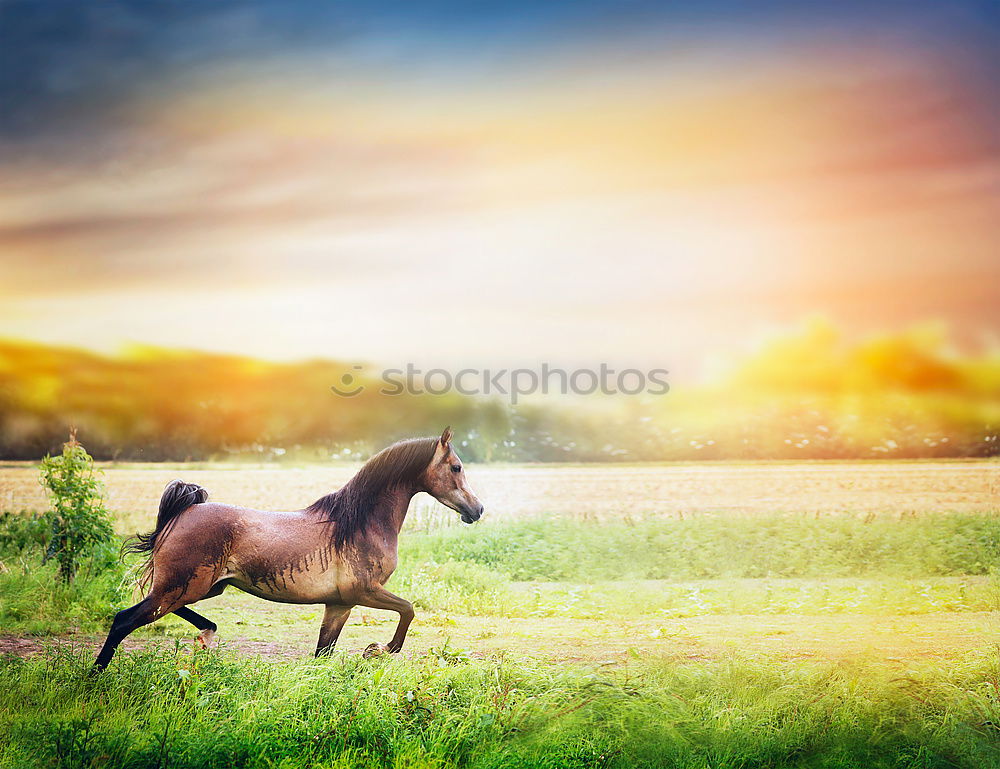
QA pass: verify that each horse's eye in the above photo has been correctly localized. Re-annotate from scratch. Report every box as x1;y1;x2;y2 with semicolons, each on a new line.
451;464;461;473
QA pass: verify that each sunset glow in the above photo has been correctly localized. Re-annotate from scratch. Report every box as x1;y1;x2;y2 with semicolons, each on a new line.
1;2;998;375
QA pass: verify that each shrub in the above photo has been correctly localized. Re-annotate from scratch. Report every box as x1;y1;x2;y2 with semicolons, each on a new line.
38;434;115;583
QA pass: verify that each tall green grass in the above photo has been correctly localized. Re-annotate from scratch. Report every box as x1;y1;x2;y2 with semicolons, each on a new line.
400;514;1000;581
3;513;1000;634
0;510;126;634
2;647;1000;768
0;552;125;634
388;514;1000;617
394;574;1000;619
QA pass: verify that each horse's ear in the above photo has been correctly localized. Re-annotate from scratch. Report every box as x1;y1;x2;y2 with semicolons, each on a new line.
440;426;453;449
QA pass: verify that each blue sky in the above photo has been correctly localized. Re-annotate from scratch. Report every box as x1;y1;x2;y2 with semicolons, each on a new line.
3;0;998;138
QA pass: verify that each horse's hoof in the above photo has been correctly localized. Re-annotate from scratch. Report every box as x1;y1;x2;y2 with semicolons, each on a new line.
197;629;217;649
363;642;389;659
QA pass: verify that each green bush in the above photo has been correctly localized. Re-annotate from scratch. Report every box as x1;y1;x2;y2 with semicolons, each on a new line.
38;437;115;582
0;438;126;634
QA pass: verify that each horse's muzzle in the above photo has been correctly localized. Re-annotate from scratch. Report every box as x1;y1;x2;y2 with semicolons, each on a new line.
461;504;484;524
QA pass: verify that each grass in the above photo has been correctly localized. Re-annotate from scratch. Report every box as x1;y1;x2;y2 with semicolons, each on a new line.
3;514;1000;635
3;462;1000;767
0;553;124;635
398;514;1000;581
3;646;1000;769
472;576;1000;618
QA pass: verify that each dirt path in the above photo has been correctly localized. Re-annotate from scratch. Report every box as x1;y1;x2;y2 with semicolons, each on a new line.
4;611;997;667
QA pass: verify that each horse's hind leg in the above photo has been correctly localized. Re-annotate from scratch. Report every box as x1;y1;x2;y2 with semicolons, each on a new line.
174;607;217;648
93;595;164;672
173;582;227;648
93;570;225;671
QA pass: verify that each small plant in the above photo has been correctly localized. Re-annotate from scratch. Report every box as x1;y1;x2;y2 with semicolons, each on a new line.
0;510;49;554
38;431;115;583
427;638;471;665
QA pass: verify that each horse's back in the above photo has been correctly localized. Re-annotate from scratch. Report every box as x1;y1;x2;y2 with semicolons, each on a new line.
158;502;316;552
153;502;344;603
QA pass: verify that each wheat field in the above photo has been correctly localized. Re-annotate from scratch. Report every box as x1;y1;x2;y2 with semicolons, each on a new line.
2;460;997;536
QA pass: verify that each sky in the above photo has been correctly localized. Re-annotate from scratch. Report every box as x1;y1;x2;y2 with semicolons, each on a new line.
1;0;999;376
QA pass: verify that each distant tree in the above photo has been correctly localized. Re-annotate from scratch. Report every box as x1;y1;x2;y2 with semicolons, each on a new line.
38;430;115;582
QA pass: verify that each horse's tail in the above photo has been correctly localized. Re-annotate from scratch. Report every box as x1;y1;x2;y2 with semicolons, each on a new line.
123;480;208;587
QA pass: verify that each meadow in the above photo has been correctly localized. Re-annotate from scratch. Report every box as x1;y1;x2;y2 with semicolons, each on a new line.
2;460;1000;767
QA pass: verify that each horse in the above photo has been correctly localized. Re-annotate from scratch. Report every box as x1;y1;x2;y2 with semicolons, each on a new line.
93;427;483;671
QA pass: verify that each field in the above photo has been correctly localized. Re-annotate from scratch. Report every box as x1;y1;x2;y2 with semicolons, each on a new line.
2;460;1000;767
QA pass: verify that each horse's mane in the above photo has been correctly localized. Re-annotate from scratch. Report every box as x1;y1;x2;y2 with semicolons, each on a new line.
307;437;438;549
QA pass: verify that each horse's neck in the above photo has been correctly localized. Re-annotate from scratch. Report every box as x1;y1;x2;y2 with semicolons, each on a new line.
373;485;418;541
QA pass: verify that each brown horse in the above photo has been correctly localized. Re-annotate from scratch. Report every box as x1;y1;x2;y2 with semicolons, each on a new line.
94;428;483;670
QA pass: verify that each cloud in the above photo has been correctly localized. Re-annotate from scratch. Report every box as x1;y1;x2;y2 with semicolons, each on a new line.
1;2;999;364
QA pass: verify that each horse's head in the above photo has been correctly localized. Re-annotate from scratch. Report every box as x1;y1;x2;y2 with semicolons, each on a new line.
421;427;484;524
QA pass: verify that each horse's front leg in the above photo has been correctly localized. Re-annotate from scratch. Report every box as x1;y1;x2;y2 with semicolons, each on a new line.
316;604;352;656
354;585;414;653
